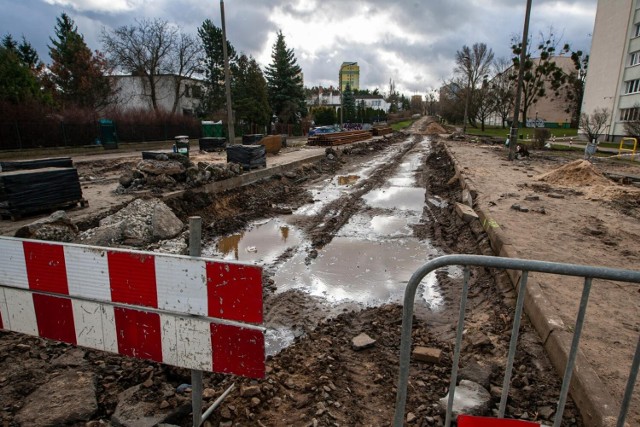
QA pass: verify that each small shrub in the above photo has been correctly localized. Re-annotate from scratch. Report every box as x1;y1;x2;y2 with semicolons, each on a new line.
533;128;551;149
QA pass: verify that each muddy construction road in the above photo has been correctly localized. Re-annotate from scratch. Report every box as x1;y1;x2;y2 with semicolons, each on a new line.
0;123;582;426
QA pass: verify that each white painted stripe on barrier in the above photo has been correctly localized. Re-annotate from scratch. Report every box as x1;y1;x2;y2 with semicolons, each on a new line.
161;314;213;371
64;245;112;302
0;239;29;289
156;256;207;316
72;300;118;353
3;288;38;335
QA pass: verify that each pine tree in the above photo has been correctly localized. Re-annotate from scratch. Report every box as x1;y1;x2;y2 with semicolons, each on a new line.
233;54;270;128
1;34;49;103
342;84;356;122
49;13;111;109
198;19;237;116
264;30;306;124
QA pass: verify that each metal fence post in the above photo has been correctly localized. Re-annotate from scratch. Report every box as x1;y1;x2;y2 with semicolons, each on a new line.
189;216;203;427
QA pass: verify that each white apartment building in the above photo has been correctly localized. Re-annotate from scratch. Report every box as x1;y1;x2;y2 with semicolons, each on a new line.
582;0;640;140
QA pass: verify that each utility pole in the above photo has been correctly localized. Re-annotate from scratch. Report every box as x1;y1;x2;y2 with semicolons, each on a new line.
220;0;235;145
462;55;471;134
509;0;532;160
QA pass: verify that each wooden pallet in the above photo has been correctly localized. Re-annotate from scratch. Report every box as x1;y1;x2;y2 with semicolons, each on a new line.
0;198;89;221
308;130;372;146
372;126;393;136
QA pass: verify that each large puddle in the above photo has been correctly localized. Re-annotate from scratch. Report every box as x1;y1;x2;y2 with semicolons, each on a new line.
204;137;448;355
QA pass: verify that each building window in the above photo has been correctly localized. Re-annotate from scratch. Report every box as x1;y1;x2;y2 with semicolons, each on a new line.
625;79;640;94
636;23;640;37
620;107;640;121
631;51;640;66
192;85;202;98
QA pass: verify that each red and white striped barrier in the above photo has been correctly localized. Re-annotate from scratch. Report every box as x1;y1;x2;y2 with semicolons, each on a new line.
0;236;264;378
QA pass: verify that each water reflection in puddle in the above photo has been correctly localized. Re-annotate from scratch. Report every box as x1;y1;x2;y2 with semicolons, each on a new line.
203;219;301;264
274;237;442;309
362;187;425;211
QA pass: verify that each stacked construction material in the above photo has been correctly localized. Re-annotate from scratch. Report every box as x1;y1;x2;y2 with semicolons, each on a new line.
307;130;372;146
0;157;73;172
227;145;266;170
372;126;393;136
0;158;85;220
199;137;227;152
242;134;264;145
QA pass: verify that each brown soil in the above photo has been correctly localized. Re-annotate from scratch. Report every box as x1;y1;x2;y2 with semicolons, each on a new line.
3;119;638;426
536;159;612;186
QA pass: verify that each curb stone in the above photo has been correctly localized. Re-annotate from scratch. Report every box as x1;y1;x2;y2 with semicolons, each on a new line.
443;141;619;427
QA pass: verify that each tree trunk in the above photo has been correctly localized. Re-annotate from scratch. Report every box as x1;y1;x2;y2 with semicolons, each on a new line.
481;119;486;132
146;74;159;111
171;76;181;114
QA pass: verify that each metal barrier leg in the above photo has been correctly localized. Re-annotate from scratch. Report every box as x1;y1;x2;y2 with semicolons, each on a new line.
445;267;471;427
617;335;640;427
553;277;592;427
499;271;529;417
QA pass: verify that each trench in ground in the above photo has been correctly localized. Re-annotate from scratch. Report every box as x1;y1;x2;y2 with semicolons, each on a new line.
202;136;461;354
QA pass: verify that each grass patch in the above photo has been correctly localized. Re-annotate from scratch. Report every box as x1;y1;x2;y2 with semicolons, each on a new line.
390;120;414;131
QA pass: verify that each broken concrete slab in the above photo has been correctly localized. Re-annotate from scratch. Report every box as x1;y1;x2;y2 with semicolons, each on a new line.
15;370;97;426
351;333;376;351
455;202;479;223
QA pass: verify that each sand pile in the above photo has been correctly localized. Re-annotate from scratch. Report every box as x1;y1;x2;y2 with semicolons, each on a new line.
424;122;447;135
584;184;640;201
536;160;612;187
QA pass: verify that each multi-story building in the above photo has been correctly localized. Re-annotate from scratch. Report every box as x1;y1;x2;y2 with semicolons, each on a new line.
339;62;360;92
582;0;640;140
108;74;204;115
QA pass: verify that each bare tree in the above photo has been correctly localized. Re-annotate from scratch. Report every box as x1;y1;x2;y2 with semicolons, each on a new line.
580;107;610;142
474;78;495;131
167;32;201;113
623;104;640;138
490;57;515;128
511;30;565;127
102;19;199;113
455;43;494;129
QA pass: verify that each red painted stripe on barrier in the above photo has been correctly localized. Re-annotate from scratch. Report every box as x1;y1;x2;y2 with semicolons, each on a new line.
33;294;77;345
206;262;262;324
23;241;69;294
211;323;264;379
114;307;162;362
0;309;3;329
108;252;158;308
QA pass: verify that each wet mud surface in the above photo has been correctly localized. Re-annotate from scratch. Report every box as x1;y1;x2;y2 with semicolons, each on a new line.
0;128;583;426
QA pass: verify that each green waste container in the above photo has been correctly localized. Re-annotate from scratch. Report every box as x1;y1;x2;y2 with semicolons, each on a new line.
202;120;224;138
99;119;118;150
174;135;190;156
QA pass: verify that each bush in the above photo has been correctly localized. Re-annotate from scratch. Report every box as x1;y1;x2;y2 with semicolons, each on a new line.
533;128;551;149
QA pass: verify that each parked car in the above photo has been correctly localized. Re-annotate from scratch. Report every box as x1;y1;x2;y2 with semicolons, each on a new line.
308;126;341;136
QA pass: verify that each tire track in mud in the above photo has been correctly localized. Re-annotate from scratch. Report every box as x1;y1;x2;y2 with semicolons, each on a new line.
299;135;422;256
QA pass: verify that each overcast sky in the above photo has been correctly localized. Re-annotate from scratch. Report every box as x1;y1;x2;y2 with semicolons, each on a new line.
1;0;597;96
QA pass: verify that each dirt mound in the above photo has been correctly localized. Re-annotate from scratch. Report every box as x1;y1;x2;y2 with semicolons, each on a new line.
424;122;447;135
536;159;612;187
584;184;640;201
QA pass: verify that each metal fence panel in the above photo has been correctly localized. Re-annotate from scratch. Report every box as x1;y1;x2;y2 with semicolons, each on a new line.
393;255;640;427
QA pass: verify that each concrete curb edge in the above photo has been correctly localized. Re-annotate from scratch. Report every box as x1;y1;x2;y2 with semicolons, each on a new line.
445;141;619;427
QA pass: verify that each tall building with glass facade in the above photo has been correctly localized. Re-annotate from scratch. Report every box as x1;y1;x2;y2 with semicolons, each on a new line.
339;62;360;92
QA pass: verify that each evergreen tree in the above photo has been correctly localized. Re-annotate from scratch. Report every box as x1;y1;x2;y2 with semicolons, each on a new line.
233;54;270;127
198;19;237;117
49;13;111;109
1;34;49;103
342;84;356;122
264;30;306;124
